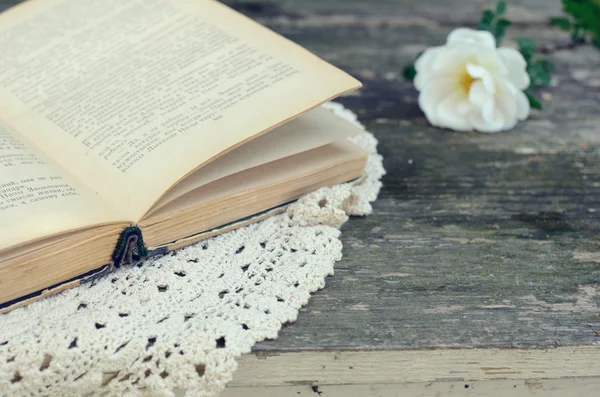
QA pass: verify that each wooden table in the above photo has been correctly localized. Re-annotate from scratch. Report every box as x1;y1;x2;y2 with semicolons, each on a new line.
2;0;599;396
217;0;600;396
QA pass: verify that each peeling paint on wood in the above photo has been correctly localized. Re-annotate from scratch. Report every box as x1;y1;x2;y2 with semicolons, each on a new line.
232;347;600;386
220;379;600;397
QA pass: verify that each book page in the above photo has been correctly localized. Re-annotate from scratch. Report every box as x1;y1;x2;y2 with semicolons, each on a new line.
0;0;360;221
146;107;365;215
139;140;367;246
0;121;127;252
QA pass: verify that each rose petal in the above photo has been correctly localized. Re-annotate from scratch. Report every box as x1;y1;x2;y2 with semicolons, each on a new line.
515;90;531;120
415;67;447;91
436;90;473;131
491;109;506;131
498;48;530;90
476;49;508;76
432;48;470;72
498;47;527;70
481;97;496;124
447;28;496;49
415;46;443;72
415;47;445;90
495;80;518;123
456;99;473;115
469;107;505;133
466;63;487;79
468;80;492;105
418;79;456;124
467;63;495;93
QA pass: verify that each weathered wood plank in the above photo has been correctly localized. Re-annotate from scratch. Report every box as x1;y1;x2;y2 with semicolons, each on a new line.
220;347;600;396
224;0;563;23
228;0;600;351
220;379;600;397
218;346;600;396
232;346;600;386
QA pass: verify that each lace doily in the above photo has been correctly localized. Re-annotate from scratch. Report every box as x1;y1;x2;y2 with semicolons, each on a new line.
0;103;385;397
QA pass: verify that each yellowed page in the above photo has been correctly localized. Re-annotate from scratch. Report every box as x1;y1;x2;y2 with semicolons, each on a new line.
0;121;127;252
147;107;364;215
139;140;367;246
0;0;360;221
150;140;365;217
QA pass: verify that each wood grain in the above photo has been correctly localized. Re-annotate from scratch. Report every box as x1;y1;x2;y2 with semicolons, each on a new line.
217;0;600;352
220;379;600;397
231;346;600;386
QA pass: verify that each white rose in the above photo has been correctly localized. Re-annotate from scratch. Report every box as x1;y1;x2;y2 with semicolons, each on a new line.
414;28;531;133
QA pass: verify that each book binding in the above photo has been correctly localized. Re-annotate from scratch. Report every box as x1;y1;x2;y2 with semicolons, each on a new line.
111;226;148;267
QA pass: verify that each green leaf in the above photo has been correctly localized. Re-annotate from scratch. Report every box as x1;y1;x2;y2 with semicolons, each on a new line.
516;37;536;63
403;64;417;81
525;91;543;110
562;0;600;45
479;10;495;31
403;51;424;81
496;1;507;15
550;16;572;31
528;66;550;87
528;58;554;89
479;2;513;44
541;58;555;73
571;24;586;42
494;19;512;44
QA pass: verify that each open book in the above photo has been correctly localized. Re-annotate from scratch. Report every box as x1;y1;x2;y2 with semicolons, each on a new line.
0;0;367;311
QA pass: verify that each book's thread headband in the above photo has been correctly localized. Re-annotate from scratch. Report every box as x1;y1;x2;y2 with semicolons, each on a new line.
111;226;148;267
